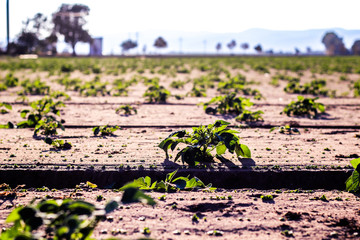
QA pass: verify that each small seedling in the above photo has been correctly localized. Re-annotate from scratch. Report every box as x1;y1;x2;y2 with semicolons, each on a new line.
236;110;264;122
93;125;119;136
44;138;72;150
115;105;137;115
121;169;215;192
281;96;325;118
270;125;300;135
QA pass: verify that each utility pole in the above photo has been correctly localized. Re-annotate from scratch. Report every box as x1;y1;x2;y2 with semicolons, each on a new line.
136;32;139;55
6;0;10;52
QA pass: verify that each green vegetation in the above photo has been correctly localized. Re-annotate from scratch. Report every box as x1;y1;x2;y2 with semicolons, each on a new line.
0;187;154;240
17;97;65;136
0;102;12;114
115;105;137;115
284;79;333;96
281;96;325;118
236;110;264;122
143;83;171;103
270;125;300;134
121;169;215;192
44;138;72;150
354;80;360;97
202;92;253;115
158;120;251;166
92;125;119;136
345;158;360;192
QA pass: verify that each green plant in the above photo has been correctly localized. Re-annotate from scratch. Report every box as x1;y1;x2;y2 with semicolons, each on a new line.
121;169;215;192
0;187;154;240
260;194;274;201
270;125;300;134
284;79;330;96
236;110;264;122
281;96;325;118
345;158;360;192
202;92;253;115
170;80;186;89
0;102;12;114
187;85;207;97
2;73;18;88
115;105;137;115
34;117;65;136
17;97;65;130
143;83;171;103
18;78;50;95
354;80;360;97
93;125;119;136
158;120;251;166
44;138;72;150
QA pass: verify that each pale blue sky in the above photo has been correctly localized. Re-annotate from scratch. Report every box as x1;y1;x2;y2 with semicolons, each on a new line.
1;0;360;54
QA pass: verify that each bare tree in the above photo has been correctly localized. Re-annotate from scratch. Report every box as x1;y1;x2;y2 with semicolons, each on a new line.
321;32;348;56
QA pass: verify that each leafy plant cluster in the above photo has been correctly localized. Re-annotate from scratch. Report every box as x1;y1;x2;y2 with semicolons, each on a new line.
202;92;253;115
115;105;137;115
284;79;333;96
121;169;215;192
143;82;171;103
0;73;19;91
202;92;264;122
92;125;119;136
217;74;263;100
158;120;251;166
44;137;72;150
18;79;50;96
0;187;154;240
281;96;325;119
6;97;66;137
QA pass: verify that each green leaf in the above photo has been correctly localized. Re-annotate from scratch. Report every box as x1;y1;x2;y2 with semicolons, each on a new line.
144;176;152;187
220;132;239;153
214;120;230;128
172;179;187;190
166;169;178;183
6;207;22;223
216;143;226;155
346;170;360;192
93;126;100;136
350;158;360;170
105;200;119;214
20;109;30;118
3;103;12;110
121;187;156;206
235;143;251;158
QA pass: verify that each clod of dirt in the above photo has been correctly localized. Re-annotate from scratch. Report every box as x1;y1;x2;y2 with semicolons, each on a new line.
284;211;302;221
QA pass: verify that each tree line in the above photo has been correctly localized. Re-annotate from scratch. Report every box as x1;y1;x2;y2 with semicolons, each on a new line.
3;3;360;56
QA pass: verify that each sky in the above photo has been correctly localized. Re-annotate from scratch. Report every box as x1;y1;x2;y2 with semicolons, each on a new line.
1;0;360;54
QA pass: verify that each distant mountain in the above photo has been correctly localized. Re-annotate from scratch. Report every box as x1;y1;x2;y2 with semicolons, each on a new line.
75;28;360;55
